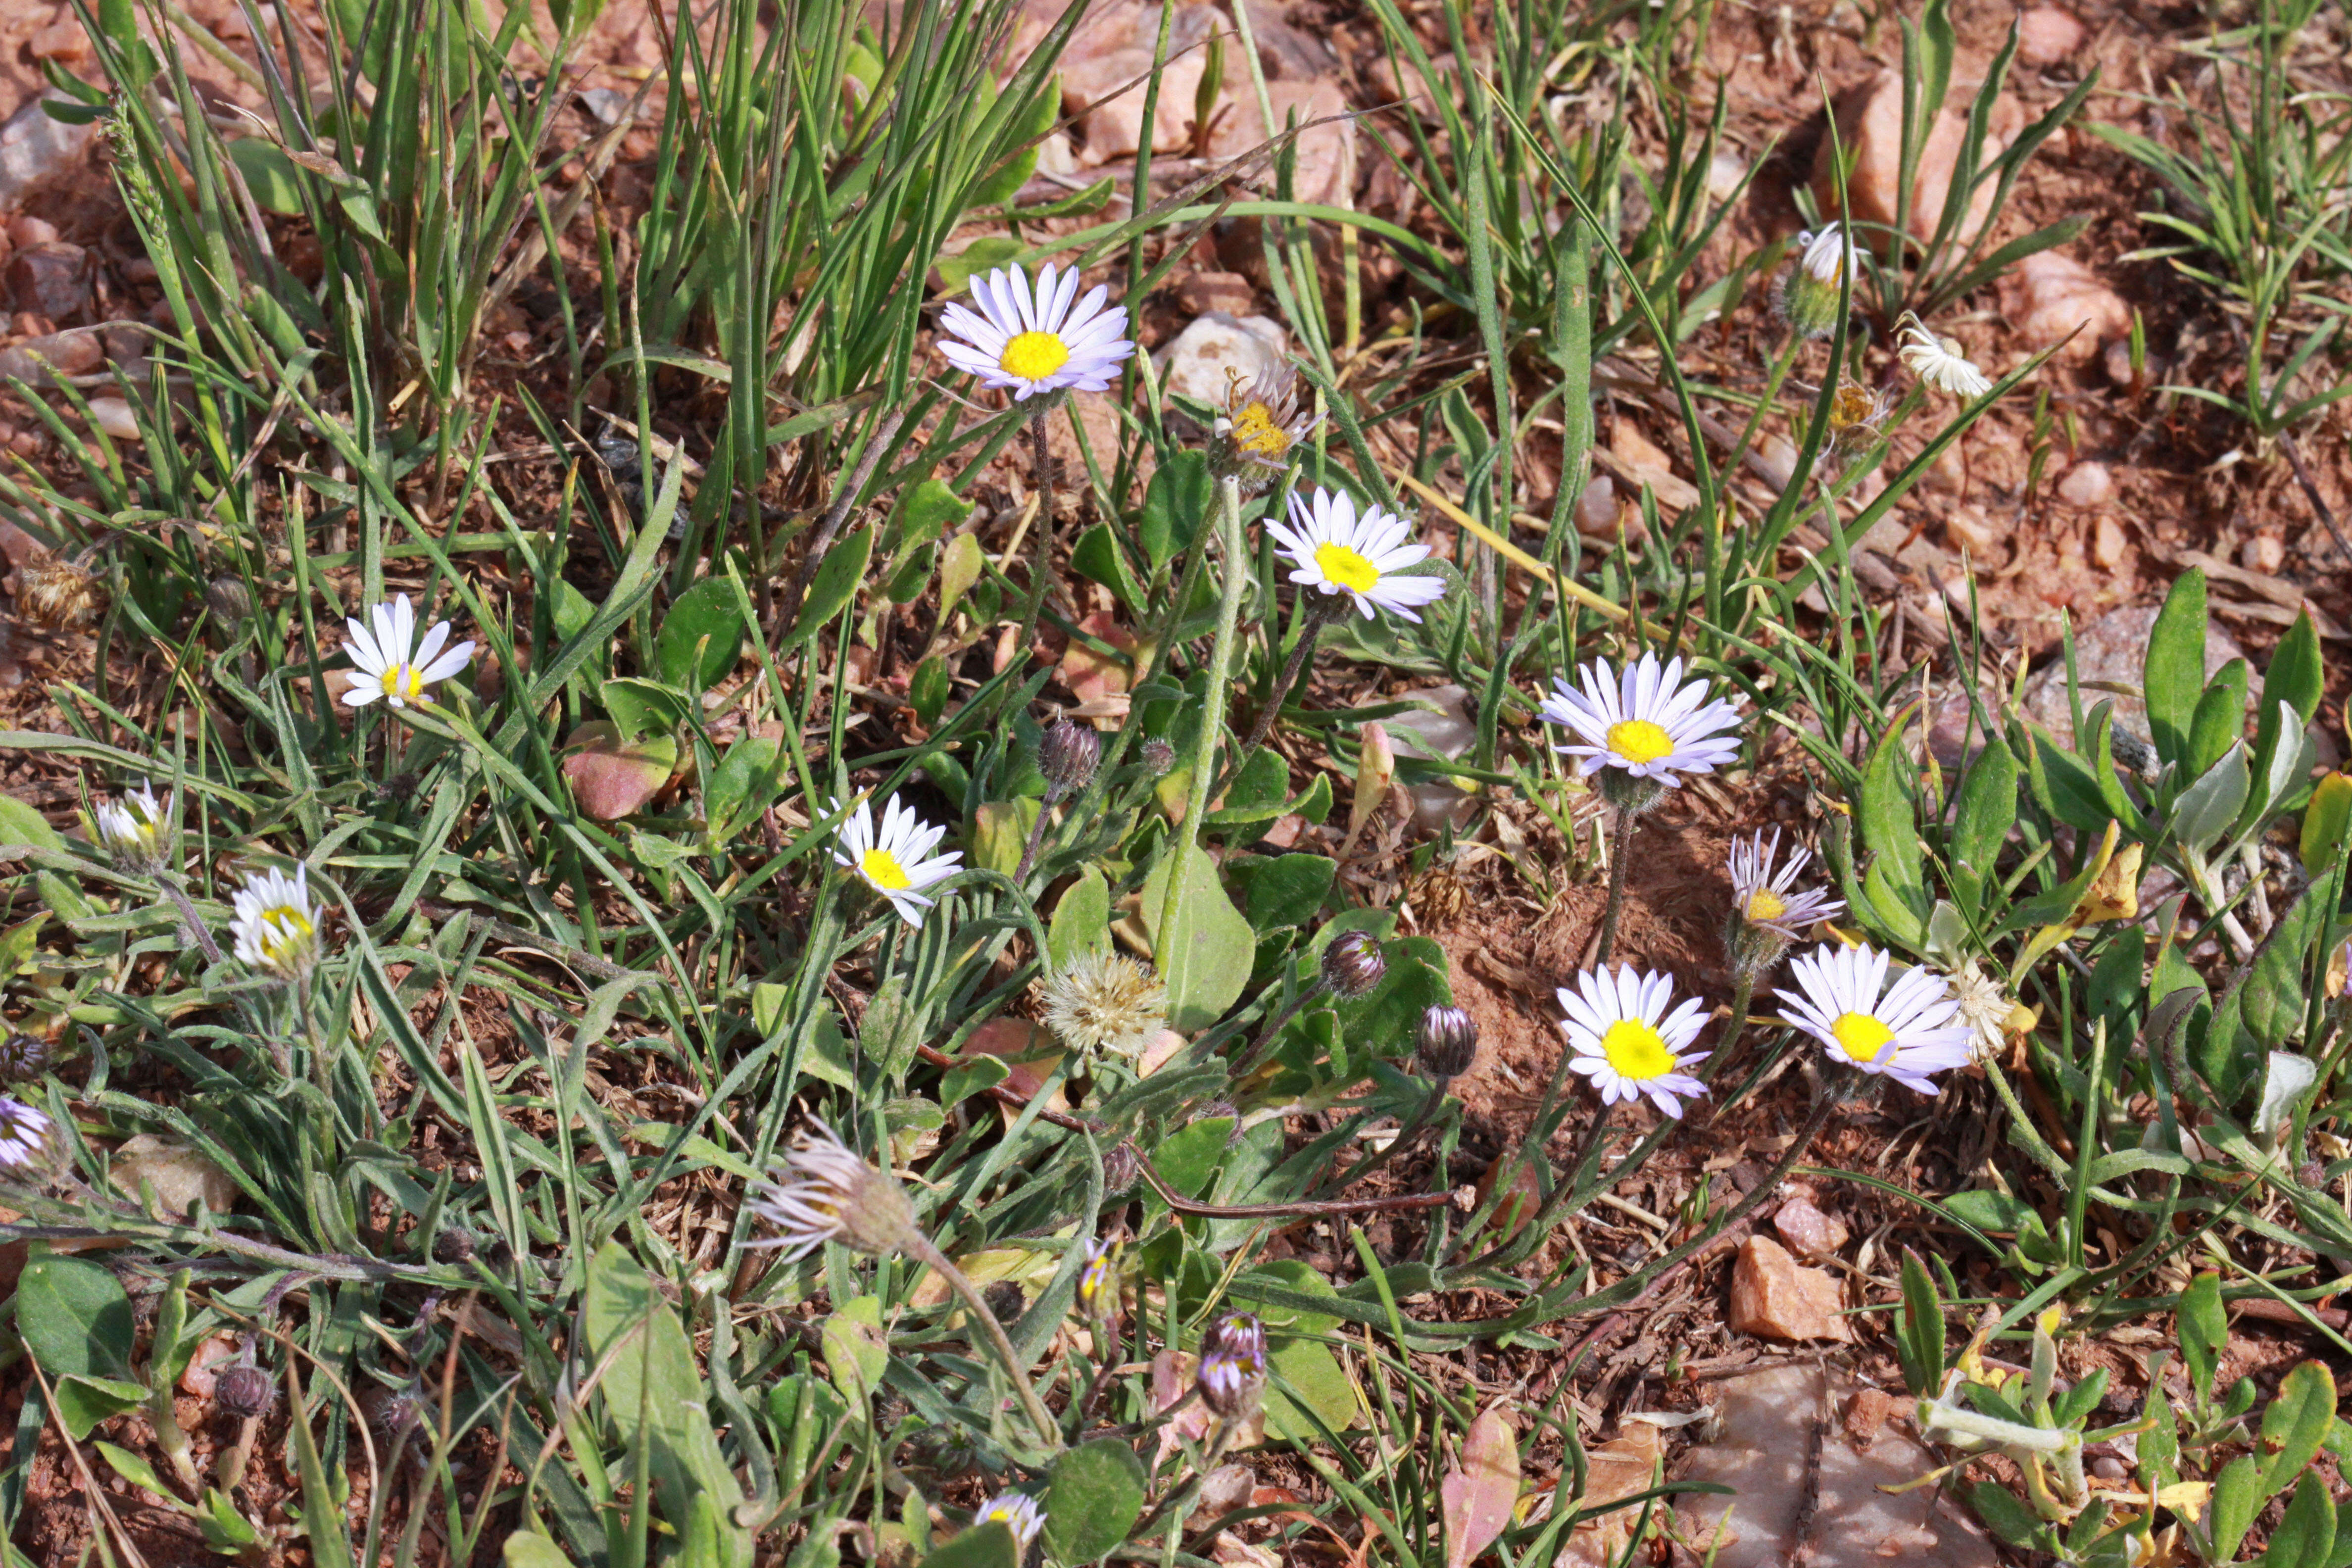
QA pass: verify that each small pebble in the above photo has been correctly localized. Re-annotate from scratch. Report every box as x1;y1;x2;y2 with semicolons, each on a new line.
2093;515;2127;569
88;396;140;441
2018;6;2085;65
1945;505;2001;555
2242;533;2284;574
1773;1196;1850;1259
2057;461;2112;506
1573;473;1618;537
6;216;58;248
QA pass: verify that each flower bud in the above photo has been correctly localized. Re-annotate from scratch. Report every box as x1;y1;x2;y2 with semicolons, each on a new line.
1141;737;1176;776
214;1362;276;1421
433;1228;477;1264
0;1032;56;1083
1321;931;1387;999
205;575;253;626
1102;1142;1141;1193
1775;224;1854;341
1039;718;1100;796
1197;1313;1267;1421
1416;1004;1478;1081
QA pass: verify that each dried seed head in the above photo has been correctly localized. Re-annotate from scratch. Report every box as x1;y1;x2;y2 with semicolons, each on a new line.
1197;1312;1267;1420
14;552;101;634
1039;718;1100;796
1416;1004;1478;1081
1035;948;1168;1061
983;1280;1026;1323
1321;931;1387;999
213;1362;277;1421
1140;737;1176;776
433;1228;477;1265
744;1118;920;1260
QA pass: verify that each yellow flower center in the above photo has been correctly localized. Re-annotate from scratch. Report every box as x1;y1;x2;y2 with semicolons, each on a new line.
1230;400;1291;456
1831;1011;1895;1063
1606;719;1674;764
1314;541;1380;594
1598;1019;1676;1080
999;331;1070;382
861;848;911;891
260;906;314;967
381;664;426;702
1828;384;1878;432
1745;887;1788;922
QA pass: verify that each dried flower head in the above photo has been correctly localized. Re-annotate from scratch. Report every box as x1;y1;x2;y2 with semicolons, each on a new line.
213;1361;277;1421
1197;1313;1267;1420
230;865;320;980
1947;960;2011;1064
1321;931;1388;999
1141;737;1176;776
1895;313;1993;398
974;1491;1047;1550
93;783;173;874
1036;948;1168;1061
1039;718;1100;797
743;1117;919;1261
0;1096;49;1176
1416;1003;1478;1081
14;551;101;634
1211;363;1317;488
937;262;1135;401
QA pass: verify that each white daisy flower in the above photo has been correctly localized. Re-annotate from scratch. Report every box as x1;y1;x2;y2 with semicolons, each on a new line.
1796;224;1854;286
1777;224;1857;339
1896;314;1993;398
0;1096;50;1175
230;864;320;979
94;782;173;872
1264;486;1448;623
935;261;1135;402
340;594;475;710
743;1117;919;1261
1727;830;1844;935
1778;943;1976;1095
975;1492;1046;1550
1212;362;1318;486
1558;965;1711;1119
1540;651;1743;784
831;794;963;926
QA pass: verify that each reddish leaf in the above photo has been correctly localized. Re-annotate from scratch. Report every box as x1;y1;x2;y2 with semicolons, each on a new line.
1441;1405;1519;1568
561;722;679;821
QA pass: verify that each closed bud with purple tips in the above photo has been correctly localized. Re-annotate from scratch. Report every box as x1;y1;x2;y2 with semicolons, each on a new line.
1039;718;1100;797
1197;1312;1267;1421
1416;1003;1478;1081
1321;931;1387;1000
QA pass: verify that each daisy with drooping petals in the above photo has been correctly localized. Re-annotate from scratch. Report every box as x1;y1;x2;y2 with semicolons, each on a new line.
231;864;320;979
1212;362;1318;486
830;794;963;926
1265;486;1448;623
1778;943;1975;1095
1777;223;1856;339
1895;313;1993;398
1540;652;1743;785
742;1117;919;1261
935;261;1135;402
1558;965;1711;1119
94;782;174;873
341;594;475;710
1727;830;1844;936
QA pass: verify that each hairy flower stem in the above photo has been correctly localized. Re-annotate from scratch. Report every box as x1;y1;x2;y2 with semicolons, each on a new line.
1012;783;1070;886
1216;594;1342;798
904;1232;1061;1451
1595;804;1639;966
1181;476;1249;837
1015;400;1059;662
1228;978;1324;1079
155;878;223;965
1315;1079;1446;1197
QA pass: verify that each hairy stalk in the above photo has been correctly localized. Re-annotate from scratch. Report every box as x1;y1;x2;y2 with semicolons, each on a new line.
1181;475;1250;835
156;878;224;964
1012;784;1068;886
1596;803;1639;965
1315;1078;1447;1197
904;1232;1061;1451
1217;593;1342;797
1227;978;1324;1079
1015;400;1060;660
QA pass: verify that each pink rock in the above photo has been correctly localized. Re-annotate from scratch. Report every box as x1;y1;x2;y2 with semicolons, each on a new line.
1729;1236;1852;1342
2093;515;2128;569
1064;47;1208;164
28;18;89;63
2018;6;2085;66
2056;461;2112;506
2001;252;2131;363
1207;80;1356;207
2243;534;2284;574
1813;72;2019;246
1772;1197;1850;1260
178;1333;240;1398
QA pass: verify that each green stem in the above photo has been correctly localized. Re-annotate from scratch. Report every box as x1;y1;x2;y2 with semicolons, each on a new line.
1181;476;1249;838
1315;1079;1446;1197
155;877;223;965
1596;804;1638;966
1216;593;1339;798
1015;400;1060;663
905;1233;1062;1452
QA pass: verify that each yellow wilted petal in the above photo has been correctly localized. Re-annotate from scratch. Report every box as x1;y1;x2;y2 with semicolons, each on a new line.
2072;838;2144;924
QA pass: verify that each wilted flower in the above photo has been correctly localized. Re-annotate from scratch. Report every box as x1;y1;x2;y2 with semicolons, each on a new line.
831;794;963;927
1727;830;1844;937
1416;1003;1478;1081
1197;1313;1267;1420
743;1118;919;1261
1265;487;1447;624
1895;313;1993;398
1947;960;2011;1064
0;1096;49;1175
936;262;1135;401
213;1360;276;1421
1039;718;1100;797
1557;966;1711;1119
1541;652;1742;795
1321;931;1388;999
93;783;173;873
230;865;320;979
1035;948;1167;1061
1211;363;1317;487
341;594;475;711
975;1491;1046;1550
14;551;101;634
1777;223;1855;339
1779;944;1975;1095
